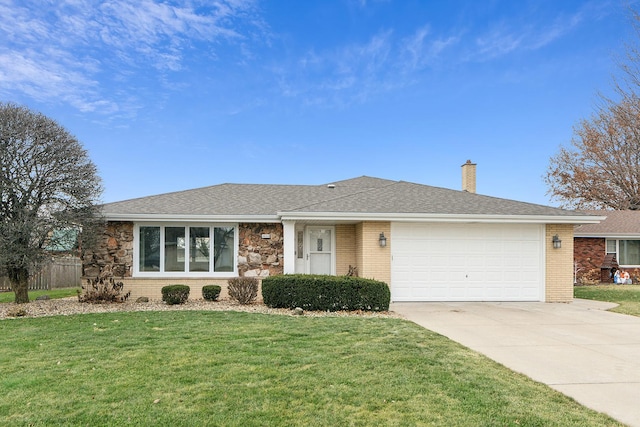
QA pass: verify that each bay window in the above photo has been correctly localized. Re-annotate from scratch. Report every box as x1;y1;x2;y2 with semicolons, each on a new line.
135;224;236;276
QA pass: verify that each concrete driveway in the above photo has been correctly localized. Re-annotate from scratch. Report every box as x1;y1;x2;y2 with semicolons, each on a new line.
391;299;640;427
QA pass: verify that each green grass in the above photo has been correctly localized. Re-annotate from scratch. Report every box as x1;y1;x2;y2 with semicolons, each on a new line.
575;284;640;316
0;311;621;426
0;287;79;303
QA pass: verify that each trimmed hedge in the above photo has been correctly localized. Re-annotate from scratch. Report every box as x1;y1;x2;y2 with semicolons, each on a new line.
262;274;390;312
202;285;221;301
161;285;190;305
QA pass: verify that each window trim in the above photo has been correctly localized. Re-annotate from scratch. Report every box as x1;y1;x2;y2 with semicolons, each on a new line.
606;238;640;268
133;223;238;277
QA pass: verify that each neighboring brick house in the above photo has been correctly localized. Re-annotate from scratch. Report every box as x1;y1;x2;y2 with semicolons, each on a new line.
574;210;640;284
84;162;602;302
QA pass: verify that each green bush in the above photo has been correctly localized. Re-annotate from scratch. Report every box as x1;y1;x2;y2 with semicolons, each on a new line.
202;285;221;301
262;275;390;312
161;285;190;305
228;277;258;305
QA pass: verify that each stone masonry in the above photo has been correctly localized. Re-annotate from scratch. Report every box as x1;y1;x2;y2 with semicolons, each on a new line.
238;223;283;277
82;221;134;279
83;222;283;280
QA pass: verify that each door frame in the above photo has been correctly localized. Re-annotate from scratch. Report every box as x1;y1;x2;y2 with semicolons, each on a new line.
294;225;336;275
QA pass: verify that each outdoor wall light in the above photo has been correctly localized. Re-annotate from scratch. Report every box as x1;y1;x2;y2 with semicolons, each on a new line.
379;232;387;248
552;234;562;249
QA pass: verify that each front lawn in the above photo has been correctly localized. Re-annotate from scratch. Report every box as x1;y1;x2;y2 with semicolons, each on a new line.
0;287;79;303
0;311;621;426
574;284;640;316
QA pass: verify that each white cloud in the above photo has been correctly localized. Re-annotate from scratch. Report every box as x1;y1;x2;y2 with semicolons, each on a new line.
400;25;460;72
469;6;587;61
0;49;116;113
276;24;462;108
474;26;524;59
0;0;265;115
276;30;399;107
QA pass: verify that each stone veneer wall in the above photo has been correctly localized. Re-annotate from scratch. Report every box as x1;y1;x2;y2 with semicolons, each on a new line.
238;223;283;277
82;221;134;279
81;222;282;300
82;221;283;280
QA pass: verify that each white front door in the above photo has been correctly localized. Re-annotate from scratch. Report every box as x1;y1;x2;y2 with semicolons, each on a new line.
307;227;335;275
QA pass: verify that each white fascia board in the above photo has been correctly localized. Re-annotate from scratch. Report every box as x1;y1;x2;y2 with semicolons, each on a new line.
103;213;281;223
575;233;640;238
278;212;607;224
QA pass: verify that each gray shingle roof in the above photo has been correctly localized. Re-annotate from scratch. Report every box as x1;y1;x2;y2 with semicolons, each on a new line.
101;176;595;220
574;210;640;236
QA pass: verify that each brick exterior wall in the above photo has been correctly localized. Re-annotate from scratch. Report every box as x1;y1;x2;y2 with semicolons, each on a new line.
115;278;260;301
545;224;574;302
574;237;640;284
461;160;477;193
336;224;357;276
84;220;575;302
356;221;391;285
574;237;607;283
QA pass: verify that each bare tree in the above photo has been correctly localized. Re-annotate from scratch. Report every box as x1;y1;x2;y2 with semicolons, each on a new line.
545;95;640;210
0;103;102;303
546;9;640;210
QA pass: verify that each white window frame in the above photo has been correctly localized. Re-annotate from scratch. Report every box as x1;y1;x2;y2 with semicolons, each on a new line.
133;223;238;277
606;238;640;268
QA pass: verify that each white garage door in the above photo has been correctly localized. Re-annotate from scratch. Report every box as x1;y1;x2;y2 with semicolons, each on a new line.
391;223;544;302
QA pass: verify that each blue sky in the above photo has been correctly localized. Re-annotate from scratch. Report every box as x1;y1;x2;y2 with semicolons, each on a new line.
0;0;633;205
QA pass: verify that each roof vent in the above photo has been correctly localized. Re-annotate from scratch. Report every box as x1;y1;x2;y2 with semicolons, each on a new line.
327;184;335;189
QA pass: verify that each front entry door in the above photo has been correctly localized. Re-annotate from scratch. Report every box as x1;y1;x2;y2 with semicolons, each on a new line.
307;227;334;275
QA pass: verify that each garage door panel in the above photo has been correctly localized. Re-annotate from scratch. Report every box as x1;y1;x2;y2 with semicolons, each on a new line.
391;223;544;302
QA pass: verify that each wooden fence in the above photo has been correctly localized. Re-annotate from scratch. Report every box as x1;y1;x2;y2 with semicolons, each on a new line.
0;257;82;291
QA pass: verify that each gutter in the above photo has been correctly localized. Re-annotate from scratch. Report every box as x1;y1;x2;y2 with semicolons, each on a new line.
102;211;606;226
277;212;607;225
101;213;281;223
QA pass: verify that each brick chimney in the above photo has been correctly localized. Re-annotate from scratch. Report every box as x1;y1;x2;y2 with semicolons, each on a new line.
461;160;476;193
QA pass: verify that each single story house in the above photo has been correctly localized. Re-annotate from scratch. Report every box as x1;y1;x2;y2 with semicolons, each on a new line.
574;210;640;283
84;161;603;302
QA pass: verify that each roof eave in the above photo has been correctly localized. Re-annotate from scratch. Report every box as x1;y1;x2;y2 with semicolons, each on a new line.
278;212;606;224
575;232;640;238
102;213;281;223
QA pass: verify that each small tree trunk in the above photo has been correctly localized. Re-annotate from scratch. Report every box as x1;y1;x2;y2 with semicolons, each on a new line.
9;267;30;304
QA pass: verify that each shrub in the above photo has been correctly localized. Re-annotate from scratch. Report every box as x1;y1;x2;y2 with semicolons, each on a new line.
78;274;131;304
262;274;390;312
228;277;258;305
579;268;601;286
7;306;27;317
161;285;190;305
202;285;221;301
